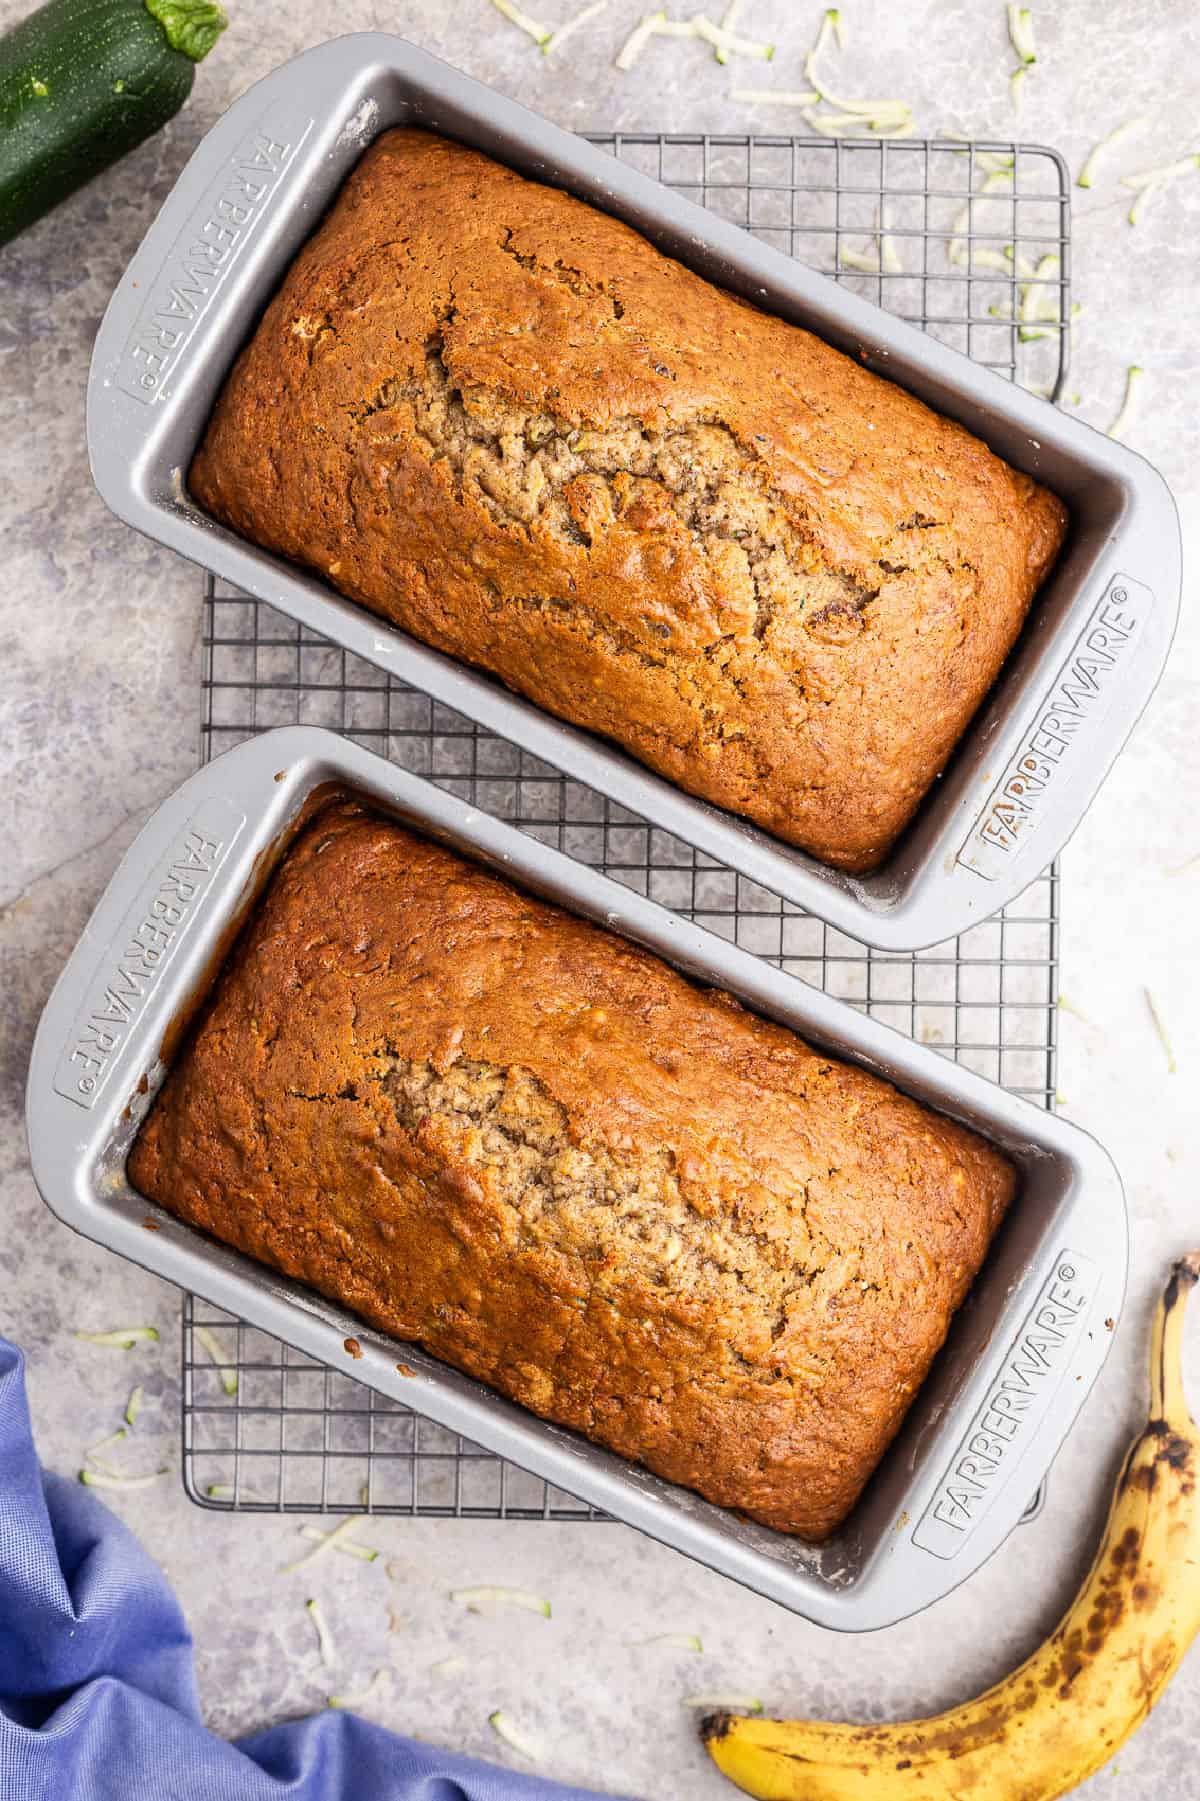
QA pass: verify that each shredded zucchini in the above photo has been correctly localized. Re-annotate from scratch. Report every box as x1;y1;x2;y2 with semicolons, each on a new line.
1121;152;1200;192
1017;251;1060;332
807;111;911;138
1006;3;1036;65
946;168;1013;266
683;1691;764;1713
615;9;773;67
299;1523;380;1562
1122;153;1199;223
808;91;912;123
1126;182;1160;226
430;1655;468;1678
542;0;608;54
194;1325;238;1396
691;14;773;59
1077;116;1147;189
84;1427;128;1466
279;1516;380;1574
1107;364;1144;441
306;1597;336;1667
79;1467;167;1489
450;1584;552;1618
808;5;838;67
487;0;552;45
75;1326;159;1349
802;7;911;130
329;1670;391;1710
489;1711;542;1761
713;0;740;62
951;167;1015;242
1143;986;1177;1073
615;8;664;67
935;140;1015;175
878;232;903;274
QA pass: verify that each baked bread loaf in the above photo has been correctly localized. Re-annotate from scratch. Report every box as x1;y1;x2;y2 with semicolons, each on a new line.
129;804;1014;1538
189;128;1067;874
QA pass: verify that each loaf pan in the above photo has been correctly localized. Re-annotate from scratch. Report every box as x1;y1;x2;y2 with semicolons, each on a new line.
86;34;1179;952
27;726;1126;1631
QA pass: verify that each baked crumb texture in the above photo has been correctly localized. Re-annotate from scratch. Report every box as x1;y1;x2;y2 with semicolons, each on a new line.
190;128;1067;873
129;808;1015;1538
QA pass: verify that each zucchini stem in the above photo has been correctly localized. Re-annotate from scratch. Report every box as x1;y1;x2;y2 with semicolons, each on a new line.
144;0;228;61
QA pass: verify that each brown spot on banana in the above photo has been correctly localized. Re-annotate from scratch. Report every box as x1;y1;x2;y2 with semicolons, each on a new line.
702;1253;1200;1801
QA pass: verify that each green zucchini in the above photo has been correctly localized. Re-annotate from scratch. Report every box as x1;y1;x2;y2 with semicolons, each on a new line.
0;0;227;246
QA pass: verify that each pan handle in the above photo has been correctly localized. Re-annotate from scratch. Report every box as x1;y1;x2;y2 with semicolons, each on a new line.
25;729;324;1214
953;465;1181;894
87;35;399;510
849;1133;1128;1630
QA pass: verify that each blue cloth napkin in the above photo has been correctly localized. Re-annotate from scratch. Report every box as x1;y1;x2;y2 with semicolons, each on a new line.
0;1336;624;1800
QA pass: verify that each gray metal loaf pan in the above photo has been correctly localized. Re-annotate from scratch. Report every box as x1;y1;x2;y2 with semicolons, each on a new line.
86;35;1180;952
27;726;1126;1631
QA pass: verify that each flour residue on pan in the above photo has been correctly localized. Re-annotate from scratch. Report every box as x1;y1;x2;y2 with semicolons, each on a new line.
337;97;380;147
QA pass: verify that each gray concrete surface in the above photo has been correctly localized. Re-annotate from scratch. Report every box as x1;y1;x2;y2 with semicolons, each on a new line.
1;2;1198;1795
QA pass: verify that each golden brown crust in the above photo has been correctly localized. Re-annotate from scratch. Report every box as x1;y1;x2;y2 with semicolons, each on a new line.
190;128;1067;873
129;806;1014;1538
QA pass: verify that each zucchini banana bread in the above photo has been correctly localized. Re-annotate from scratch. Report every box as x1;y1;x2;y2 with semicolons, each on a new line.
189;128;1067;874
129;804;1015;1538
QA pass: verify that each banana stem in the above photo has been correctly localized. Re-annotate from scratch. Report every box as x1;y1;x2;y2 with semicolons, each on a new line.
1150;1252;1200;1431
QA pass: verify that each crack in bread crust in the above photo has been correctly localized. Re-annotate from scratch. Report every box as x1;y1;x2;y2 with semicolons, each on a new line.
128;807;1016;1539
363;337;879;649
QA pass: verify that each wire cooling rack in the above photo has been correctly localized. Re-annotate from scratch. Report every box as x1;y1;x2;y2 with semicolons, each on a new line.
182;132;1068;1517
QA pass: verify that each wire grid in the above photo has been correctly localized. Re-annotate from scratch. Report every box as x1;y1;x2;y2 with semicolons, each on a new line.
182;133;1067;1517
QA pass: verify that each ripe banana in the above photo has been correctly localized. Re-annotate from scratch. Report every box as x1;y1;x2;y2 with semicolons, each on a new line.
703;1251;1200;1801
